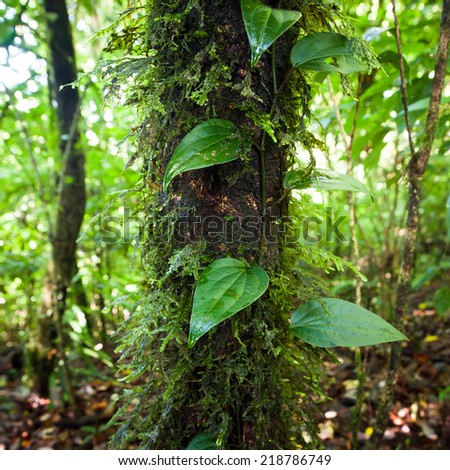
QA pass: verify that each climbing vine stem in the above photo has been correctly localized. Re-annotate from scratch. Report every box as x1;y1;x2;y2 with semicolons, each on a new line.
257;45;292;265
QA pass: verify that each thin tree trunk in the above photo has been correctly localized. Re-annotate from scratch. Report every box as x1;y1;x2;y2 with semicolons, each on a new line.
43;0;86;405
368;0;450;447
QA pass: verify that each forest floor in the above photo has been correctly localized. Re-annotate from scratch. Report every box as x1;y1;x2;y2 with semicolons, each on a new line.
317;304;450;450
1;297;449;450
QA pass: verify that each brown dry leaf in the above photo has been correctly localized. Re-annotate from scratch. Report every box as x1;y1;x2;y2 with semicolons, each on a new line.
91;399;108;411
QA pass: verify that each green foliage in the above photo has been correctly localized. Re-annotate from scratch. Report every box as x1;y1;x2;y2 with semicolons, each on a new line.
291;32;368;74
0;0;140;382
291;298;408;347
433;287;450;317
284;168;370;195
102;0;418;451
163;119;248;191
302;0;448;325
189;258;269;347
186;433;217;450
241;0;301;66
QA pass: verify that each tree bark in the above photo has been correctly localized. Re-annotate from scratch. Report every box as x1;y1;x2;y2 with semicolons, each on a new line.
110;0;328;450
368;0;450;447
40;0;86;402
152;2;288;449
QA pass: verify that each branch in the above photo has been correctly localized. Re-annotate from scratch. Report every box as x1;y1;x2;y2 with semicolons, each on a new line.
391;0;416;158
368;0;450;448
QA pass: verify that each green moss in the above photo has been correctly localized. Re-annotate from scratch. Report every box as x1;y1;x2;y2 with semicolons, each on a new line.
103;0;378;450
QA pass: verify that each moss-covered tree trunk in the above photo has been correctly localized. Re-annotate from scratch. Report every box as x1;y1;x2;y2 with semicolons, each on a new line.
111;0;335;450
158;0;289;443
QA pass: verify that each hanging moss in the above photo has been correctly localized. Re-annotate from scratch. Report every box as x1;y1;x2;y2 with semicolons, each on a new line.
101;0;377;450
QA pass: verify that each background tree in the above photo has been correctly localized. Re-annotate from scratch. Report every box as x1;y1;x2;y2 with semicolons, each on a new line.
28;0;88;401
0;0;139;404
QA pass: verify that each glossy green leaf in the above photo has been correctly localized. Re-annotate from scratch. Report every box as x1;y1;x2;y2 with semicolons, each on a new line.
189;258;269;347
284;169;370;195
241;0;301;67
291;32;367;74
290;298;408;347
163;119;244;191
187;433;216;450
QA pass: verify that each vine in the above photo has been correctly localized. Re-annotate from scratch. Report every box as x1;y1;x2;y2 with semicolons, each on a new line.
102;0;408;450
159;1;404;355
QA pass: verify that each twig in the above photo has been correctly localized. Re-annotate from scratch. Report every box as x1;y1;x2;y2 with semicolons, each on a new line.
368;0;450;448
326;77;363;302
391;0;416;159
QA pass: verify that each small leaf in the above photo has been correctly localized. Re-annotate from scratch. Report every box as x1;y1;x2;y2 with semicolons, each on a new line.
189;258;269;347
284;169;370;195
241;0;301;67
378;50;410;80
291;32;367;74
311;169;371;194
187;433;216;450
290;298;408;347
433;287;450;316
163;119;245;191
411;266;439;291
424;335;439;343
283;169;312;190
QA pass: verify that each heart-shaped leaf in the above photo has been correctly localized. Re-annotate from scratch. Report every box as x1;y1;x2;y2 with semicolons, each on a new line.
186;433;217;450
291;32;367;74
241;0;301;67
290;298;408;347
189;258;269;347
284;169;370;195
163;119;245;191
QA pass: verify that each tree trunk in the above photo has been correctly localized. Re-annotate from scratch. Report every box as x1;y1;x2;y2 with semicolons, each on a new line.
31;0;86;401
44;0;86;313
368;0;450;447
111;0;334;450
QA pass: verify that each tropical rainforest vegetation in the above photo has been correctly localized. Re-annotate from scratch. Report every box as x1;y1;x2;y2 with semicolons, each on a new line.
0;0;449;450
